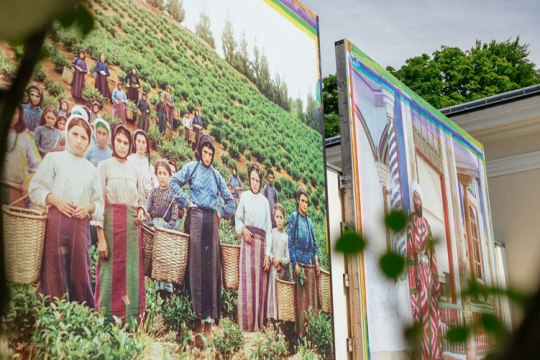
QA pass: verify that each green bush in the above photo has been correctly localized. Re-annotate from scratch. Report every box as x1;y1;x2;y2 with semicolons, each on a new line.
209;318;244;359
33;297;144;359
1;284;39;349
248;327;288;359
42;95;59;109
161;288;198;341
221;288;238;320
0;50;16;79
305;309;333;359
82;86;106;108
219;221;240;246
45;79;64;97
32;64;47;82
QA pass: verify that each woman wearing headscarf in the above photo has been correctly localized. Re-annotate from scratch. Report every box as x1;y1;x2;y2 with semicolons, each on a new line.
288;186;320;340
169;134;236;337
29;114;103;307
234;164;272;332
2;105;41;207
137;92;150;132
22;84;43;132
125;67;140;103
71;50;88;103
94;123;146;326
85;118;112;167
94;53;111;100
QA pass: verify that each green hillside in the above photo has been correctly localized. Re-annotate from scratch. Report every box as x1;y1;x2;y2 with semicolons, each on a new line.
42;0;329;266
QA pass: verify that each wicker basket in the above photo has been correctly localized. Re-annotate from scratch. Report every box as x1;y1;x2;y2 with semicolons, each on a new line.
276;278;296;322
151;226;189;284
318;269;332;313
141;224;155;277
173;108;181;121
3;205;47;283
188;129;196;143
220;244;240;289
125;108;134;121
62;66;73;84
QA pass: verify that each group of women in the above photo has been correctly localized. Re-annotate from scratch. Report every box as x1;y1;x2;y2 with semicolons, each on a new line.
4;50;323;344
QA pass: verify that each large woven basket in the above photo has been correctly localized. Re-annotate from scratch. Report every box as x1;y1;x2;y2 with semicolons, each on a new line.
276;278;296;322
318;269;332;313
151;226;189;284
62;66;73;84
141;224;154;277
3;205;47;283
173;108;181;121
188;129;196;143
220;244;240;290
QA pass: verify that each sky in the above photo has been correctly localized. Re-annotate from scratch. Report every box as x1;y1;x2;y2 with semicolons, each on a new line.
182;0;320;105
301;0;540;77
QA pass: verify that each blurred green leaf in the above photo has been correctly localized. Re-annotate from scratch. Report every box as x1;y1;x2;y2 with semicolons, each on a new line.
335;231;366;254
446;325;470;344
403;323;422;345
384;210;408;232
379;252;405;280
479;313;508;339
58;5;94;36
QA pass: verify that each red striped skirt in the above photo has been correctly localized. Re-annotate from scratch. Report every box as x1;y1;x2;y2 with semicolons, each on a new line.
294;263;318;337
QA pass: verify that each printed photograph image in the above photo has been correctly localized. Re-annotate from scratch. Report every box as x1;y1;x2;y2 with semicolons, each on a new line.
0;0;334;358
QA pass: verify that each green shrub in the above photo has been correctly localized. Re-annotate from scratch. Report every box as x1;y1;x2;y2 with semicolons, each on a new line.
1;284;39;349
305;309;333;359
32;64;47;82
82;86;106;108
44;79;64;97
49;47;70;73
32;296;144;359
161;288;198;341
0;50;16;80
219;221;240;246
248;327;288;359
209;318;244;359
220;288;238;320
42;95;59;109
296;345;320;359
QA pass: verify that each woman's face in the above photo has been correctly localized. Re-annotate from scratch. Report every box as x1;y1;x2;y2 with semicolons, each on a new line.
298;194;308;216
135;134;147;155
274;209;285;230
67;125;90;157
114;133;130;159
100;54;105;62
79;51;85;59
92;105;100;114
61;102;68;111
44;112;56;128
29;90;41;106
249;170;261;194
156;165;170;188
95;127;109;147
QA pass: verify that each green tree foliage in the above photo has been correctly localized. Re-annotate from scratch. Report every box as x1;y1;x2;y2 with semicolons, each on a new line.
322;74;339;138
148;0;165;11
167;0;185;23
222;16;236;64
195;11;215;49
387;37;540;108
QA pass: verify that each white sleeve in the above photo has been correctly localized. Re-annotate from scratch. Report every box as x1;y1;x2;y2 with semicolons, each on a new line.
28;153;55;206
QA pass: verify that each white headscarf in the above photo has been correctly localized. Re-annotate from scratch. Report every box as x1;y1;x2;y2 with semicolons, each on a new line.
64;114;92;156
410;180;423;200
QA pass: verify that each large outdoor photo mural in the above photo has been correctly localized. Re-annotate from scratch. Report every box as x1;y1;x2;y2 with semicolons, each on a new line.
338;39;499;359
0;0;334;357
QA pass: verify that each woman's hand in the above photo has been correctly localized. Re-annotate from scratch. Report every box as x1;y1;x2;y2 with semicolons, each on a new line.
216;212;222;226
97;228;108;259
242;226;252;245
315;262;320;277
263;256;270;271
47;194;75;218
295;263;301;276
136;208;145;224
272;257;280;268
72;202;94;219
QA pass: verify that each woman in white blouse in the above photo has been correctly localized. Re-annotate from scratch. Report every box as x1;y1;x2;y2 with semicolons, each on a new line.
29;114;103;307
95;123;146;326
235;164;272;332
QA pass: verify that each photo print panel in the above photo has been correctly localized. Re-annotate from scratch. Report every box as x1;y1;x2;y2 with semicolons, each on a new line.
336;39;499;359
1;0;334;358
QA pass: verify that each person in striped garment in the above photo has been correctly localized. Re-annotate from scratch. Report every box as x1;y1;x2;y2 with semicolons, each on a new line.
407;181;442;360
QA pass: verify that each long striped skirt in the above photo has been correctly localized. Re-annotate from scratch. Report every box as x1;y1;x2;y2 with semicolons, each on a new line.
95;73;110;100
165;105;174;128
112;102;126;123
294;263;318;337
238;225;268;332
95;204;145;326
38;207;94;307
187;207;221;320
71;70;85;101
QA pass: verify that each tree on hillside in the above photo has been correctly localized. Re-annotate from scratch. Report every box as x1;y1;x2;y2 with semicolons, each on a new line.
322;74;340;138
235;32;252;79
167;0;185;23
148;0;165;11
222;16;236;64
387;37;540;108
195;12;215;49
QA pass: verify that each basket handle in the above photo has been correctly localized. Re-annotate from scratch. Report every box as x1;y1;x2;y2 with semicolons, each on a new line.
7;193;30;208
